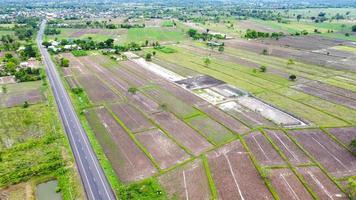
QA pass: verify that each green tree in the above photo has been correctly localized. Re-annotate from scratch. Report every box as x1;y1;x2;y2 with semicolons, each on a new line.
60;58;69;67
23;101;29;108
289;74;297;81
259;65;267;72
5;62;17;73
262;49;268;55
218;46;224;53
352;25;356;32
187;29;198;37
145;53;152;61
296;14;302;22
203;57;211;67
287;59;294;65
128;87;138;94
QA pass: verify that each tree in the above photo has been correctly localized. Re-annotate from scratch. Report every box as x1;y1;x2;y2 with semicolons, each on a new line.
296;14;302;22
2;85;7;94
187;29;197;37
350;139;356;149
152;51;156;56
128;87;138;94
287;59;294;65
5;53;13;59
5;62;17;73
104;39;114;48
145;53;152;61
42;41;51;48
289;74;297;81
23;101;29;108
262;49;268;55
203;57;211;67
218;46;224;53
259;65;267;72
60;58;69;67
352;25;356;32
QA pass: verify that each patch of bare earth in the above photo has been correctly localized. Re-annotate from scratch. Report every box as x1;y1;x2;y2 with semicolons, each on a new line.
207;140;273;200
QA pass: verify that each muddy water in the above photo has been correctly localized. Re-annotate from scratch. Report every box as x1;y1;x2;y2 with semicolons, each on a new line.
36;180;61;200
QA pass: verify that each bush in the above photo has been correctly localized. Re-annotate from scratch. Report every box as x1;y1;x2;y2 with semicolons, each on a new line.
145;53;152;61
128;87;138;94
23;101;29;108
289;74;297;81
259;65;267;72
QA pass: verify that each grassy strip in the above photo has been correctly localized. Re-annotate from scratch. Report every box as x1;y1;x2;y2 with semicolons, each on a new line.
238;135;280;200
201;155;218;199
260;129;319;199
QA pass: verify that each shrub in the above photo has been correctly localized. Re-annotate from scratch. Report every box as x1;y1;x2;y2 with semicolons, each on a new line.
289;74;297;81
128;87;138;94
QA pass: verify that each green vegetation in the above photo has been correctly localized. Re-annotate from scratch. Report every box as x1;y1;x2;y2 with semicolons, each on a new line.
155;46;177;54
59;57;69;67
71;50;88;57
125;27;183;44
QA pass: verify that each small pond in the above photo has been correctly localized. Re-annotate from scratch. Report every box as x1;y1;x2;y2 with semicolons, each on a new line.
36;180;62;200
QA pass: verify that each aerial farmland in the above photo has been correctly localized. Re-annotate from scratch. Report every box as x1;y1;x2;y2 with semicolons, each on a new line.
1;1;356;200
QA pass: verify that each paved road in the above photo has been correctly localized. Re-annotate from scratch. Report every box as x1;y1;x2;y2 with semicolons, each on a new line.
37;20;116;200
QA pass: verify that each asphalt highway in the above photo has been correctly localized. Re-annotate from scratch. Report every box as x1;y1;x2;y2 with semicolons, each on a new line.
37;20;116;200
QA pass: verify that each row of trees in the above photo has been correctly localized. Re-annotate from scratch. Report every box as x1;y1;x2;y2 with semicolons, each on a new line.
244;29;284;39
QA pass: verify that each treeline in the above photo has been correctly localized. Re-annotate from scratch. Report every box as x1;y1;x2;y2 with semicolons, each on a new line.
48;19;145;29
44;28;61;35
187;29;226;41
244;29;284;39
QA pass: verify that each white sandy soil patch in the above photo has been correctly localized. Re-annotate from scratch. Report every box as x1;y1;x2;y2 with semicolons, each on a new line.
124;52;185;82
236;96;305;126
194;88;226;105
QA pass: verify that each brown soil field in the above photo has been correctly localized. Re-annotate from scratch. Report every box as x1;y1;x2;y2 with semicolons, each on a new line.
198;104;250;134
306;81;356;101
3;90;44;108
289;129;356;178
65;76;79;89
151;111;212;155
207;140;273;200
325;127;356;151
79;56;129;93
76;75;119;103
62;53;89;75
293;84;356;109
70;29;101;37
136;129;190;169
297;166;348;199
128;92;160;114
85;107;157;183
244;132;285;166
265;130;310;165
113;61;150;87
270;168;313;199
109;103;155;133
261;35;343;51
219;101;275;127
0;182;30;200
158;159;211;200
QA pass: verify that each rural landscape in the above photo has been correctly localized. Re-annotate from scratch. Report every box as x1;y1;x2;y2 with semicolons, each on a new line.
0;0;356;199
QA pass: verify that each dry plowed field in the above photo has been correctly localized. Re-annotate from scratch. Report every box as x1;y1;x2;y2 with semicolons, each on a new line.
265;130;309;165
293;84;356;109
325;127;356;151
136;129;190;169
128;92;160;114
244;132;285;166
158;159;211;200
109;103;154;133
297;166;347;199
289;129;356;178
206;140;273;200
76;75;119;103
151;111;212;155
270;168;312;199
85;107;157;182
